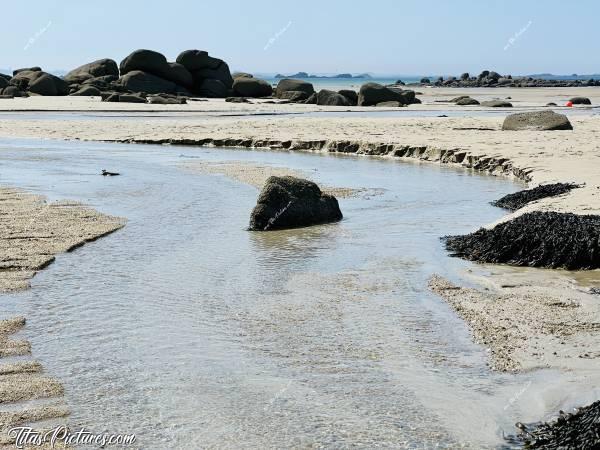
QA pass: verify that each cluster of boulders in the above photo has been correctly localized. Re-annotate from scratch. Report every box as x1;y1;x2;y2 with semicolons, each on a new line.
0;49;275;103
414;70;600;88
273;79;420;107
0;67;68;98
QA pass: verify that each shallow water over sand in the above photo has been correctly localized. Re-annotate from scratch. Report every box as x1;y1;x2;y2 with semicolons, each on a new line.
0;138;573;448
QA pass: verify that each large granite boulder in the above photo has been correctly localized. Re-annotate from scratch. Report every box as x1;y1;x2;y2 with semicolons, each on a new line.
176;50;222;72
502;110;573;131
70;85;102;96
2;86;27;97
120;49;169;77
316;89;351;106
196;78;229;98
232;72;253;79
117;70;177;94
455;96;480;105
13;67;41;76
481;100;512;107
64;59;119;84
338;89;358;106
275;78;315;99
166;62;193;88
232;77;272;97
10;70;69;96
569;97;591;105
176;50;233;93
357;82;416;106
0;77;7;90
249;176;343;231
120;49;193;88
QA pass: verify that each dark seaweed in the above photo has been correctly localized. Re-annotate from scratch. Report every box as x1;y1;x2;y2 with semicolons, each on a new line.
504;400;600;449
444;212;600;270
492;183;580;211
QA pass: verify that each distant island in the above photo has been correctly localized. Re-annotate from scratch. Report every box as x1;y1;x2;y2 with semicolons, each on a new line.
274;72;372;79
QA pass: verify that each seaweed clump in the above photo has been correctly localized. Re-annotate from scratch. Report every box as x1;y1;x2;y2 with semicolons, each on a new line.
492;183;579;211
444;212;600;270
505;400;600;449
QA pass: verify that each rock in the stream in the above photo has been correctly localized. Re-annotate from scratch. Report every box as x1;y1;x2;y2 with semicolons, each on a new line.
444;212;600;269
249;176;343;231
502;110;573;131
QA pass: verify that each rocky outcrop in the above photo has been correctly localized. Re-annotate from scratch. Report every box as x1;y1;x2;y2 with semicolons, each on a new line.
117;70;179;94
316;89;351;106
338;89;358;106
445;212;600;269
196;79;228;98
569;96;591;105
249;176;343;231
412;70;600;88
275;78;315;99
492;183;579;211
481;100;512;107
502;110;573;131
232;77;272;97
357;83;417;106
63;59;119;84
376;101;403;107
10;70;69;96
119;49;193;88
455;97;479;105
177;49;233;94
70;85;102;96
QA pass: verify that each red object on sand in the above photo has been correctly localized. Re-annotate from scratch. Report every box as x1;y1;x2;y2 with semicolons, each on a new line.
566;101;573;107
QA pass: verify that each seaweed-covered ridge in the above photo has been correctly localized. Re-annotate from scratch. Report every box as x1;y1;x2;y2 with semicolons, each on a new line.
445;212;600;270
492;182;580;211
505;400;600;449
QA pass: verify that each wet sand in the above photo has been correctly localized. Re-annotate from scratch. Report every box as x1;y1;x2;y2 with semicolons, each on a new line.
0;187;124;444
1;94;599;375
0;88;599;443
181;160;380;199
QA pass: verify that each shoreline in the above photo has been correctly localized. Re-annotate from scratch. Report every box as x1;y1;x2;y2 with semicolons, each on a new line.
0;186;124;445
0;90;599;444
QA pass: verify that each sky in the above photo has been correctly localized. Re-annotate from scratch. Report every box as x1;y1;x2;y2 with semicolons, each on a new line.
3;0;600;76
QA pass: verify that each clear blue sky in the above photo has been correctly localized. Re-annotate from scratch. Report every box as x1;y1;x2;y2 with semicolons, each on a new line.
4;0;599;76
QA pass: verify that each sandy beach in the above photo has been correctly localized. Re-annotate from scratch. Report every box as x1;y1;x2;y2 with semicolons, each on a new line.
0;187;124;444
1;89;599;373
0;86;599;446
